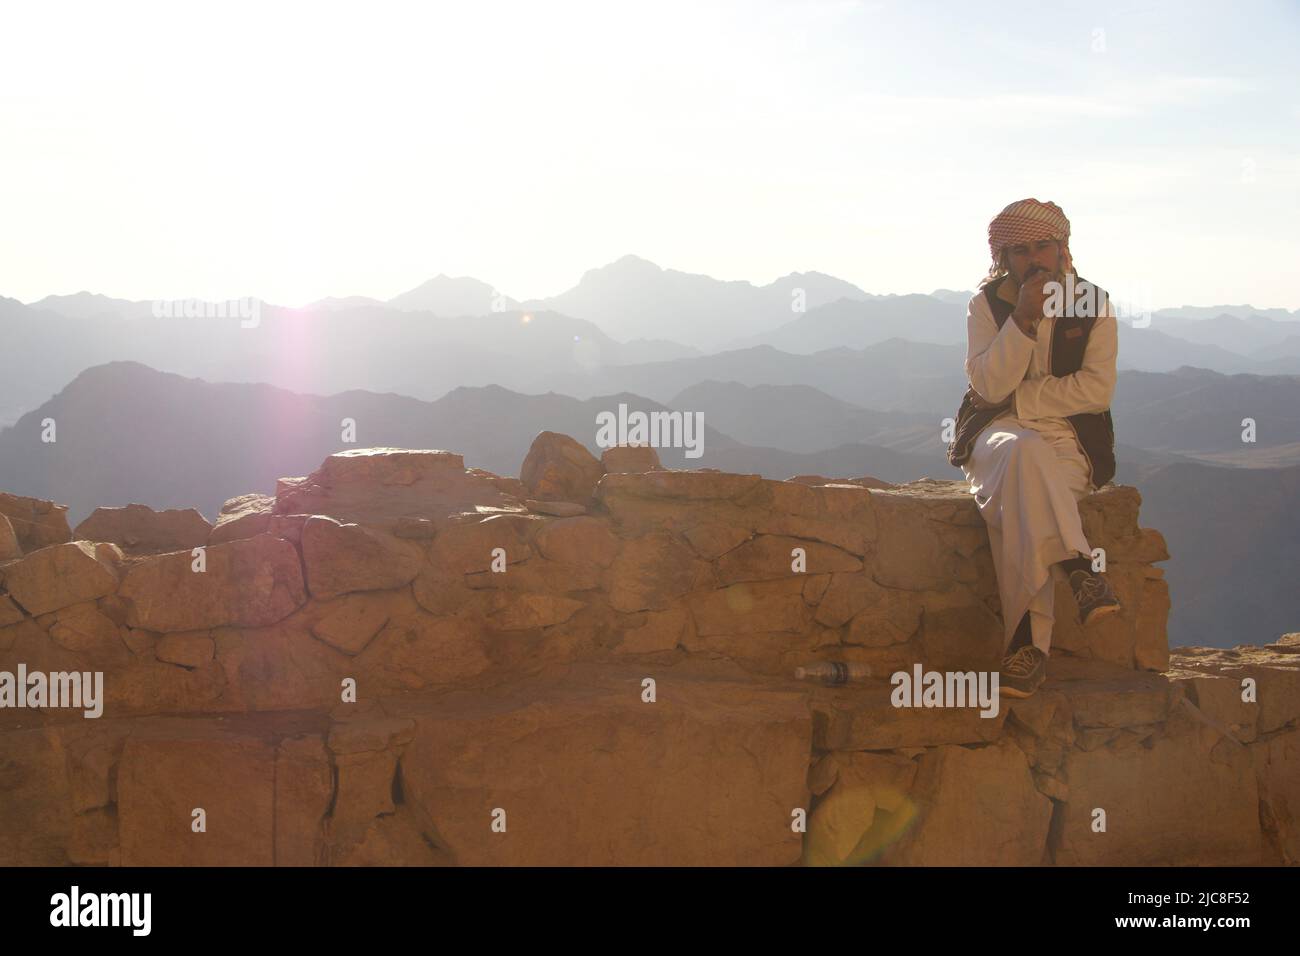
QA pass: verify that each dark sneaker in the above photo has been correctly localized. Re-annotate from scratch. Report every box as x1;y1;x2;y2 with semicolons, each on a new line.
1068;569;1122;626
999;645;1047;699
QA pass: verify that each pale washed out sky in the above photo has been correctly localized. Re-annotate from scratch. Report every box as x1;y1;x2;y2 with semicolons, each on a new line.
2;0;1298;311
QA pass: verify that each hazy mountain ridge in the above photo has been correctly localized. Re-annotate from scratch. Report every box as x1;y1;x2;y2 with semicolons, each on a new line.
1;361;935;524
6;360;1294;648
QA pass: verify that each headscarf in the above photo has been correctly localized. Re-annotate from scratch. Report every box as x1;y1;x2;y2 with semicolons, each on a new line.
988;198;1073;274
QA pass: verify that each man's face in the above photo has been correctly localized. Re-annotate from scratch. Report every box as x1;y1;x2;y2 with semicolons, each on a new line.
1005;238;1062;282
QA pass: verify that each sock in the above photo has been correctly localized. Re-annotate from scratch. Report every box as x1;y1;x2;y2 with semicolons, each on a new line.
1006;611;1032;656
1058;555;1092;576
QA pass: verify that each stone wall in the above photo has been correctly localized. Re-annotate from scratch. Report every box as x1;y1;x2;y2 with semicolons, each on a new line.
1;441;1296;866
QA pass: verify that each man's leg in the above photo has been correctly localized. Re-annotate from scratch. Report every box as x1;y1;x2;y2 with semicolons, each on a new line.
966;420;1093;656
1006;611;1033;654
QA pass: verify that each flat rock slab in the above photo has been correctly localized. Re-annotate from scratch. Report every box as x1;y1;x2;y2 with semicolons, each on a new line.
73;504;212;556
275;448;523;530
386;663;812;865
118;533;305;631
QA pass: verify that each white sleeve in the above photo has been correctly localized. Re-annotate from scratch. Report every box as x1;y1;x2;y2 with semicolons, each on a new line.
1013;297;1118;419
964;292;1035;404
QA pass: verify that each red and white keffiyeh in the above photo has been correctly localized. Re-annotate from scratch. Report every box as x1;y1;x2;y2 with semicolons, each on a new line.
988;198;1071;266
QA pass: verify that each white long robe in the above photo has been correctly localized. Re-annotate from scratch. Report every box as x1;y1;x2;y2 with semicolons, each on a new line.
958;275;1119;654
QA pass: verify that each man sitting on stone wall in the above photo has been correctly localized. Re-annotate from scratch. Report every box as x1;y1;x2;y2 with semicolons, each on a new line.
947;198;1122;699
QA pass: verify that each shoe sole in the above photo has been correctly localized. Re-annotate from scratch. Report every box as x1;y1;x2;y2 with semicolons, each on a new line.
999;685;1036;699
1081;602;1123;627
998;676;1045;699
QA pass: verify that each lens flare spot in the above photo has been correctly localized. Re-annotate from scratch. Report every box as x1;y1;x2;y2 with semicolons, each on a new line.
803;783;919;867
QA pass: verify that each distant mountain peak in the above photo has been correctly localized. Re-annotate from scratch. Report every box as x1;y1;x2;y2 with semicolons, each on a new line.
612;253;662;268
388;273;516;316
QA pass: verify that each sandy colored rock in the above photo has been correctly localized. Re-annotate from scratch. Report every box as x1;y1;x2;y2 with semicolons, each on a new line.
1054;724;1261;865
208;493;275;545
740;480;879;555
809;677;1006;750
869;487;977;590
353;608;491;692
276;448;523;529
601;444;662;474
884;739;1053;865
0;595;23;628
1168;669;1258;743
117;722;276;865
680;521;752;559
393;516;437;538
913;598;998;664
118;533;305;631
520;431;604;503
617;606;690;654
600;469;764;502
211;617;349;712
325;718;415;852
0;452;1232;867
524;499;587;517
427;513;537;573
308;591;394;655
1251;728;1300;864
276;734;333;866
815;572;894;628
73;503;212;556
790;474;895;490
393;666;810;865
0;491;71;554
687;577;812;636
716;534;861;585
1133;572;1172;670
485;591;586;630
47;601;121;656
302;516;424;600
1169;638;1300;735
0;514;20;560
464;555;602;594
156;632;216;668
533;515;619;568
608;531;709;612
0;726;76;864
0;540;120;616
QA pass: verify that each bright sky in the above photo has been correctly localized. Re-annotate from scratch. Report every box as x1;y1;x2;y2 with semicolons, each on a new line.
2;0;1298;312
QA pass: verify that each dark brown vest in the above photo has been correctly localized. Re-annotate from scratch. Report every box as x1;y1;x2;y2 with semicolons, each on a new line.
946;274;1116;488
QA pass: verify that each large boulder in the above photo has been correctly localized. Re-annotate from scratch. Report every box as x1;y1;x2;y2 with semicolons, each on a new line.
520;432;604;504
208;493;275;545
0;540;122;616
301;516;425;601
74;503;212;556
0;491;71;554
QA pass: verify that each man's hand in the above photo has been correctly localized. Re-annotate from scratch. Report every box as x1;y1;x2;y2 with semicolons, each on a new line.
1011;269;1052;337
